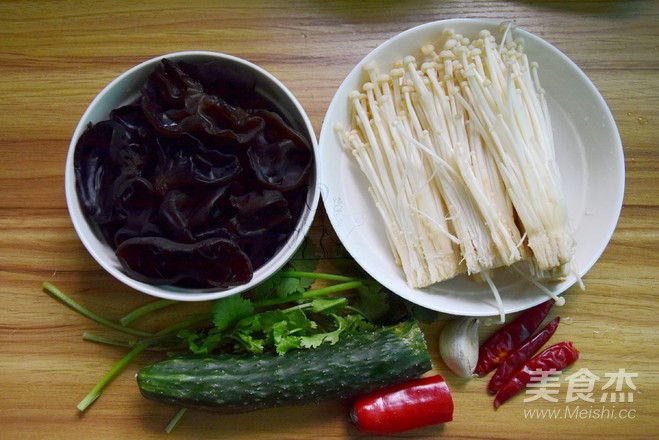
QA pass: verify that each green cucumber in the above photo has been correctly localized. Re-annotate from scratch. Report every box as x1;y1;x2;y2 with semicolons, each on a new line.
136;320;431;413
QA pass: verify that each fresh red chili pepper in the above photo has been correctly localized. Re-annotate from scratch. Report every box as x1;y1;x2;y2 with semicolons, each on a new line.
350;374;454;434
488;316;560;394
474;299;554;376
493;341;579;409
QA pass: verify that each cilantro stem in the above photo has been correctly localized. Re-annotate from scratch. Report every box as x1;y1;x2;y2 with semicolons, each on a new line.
82;331;133;348
155;312;212;336
139;312;213;345
165;408;188;433
278;270;361;283
300;280;365;298
77;312;213;412
76;342;148;412
82;331;183;351
253;280;364;308
120;299;178;326
44;282;214;413
42;282;153;338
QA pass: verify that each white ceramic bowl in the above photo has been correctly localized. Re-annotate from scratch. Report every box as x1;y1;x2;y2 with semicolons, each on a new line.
318;19;624;317
66;51;320;301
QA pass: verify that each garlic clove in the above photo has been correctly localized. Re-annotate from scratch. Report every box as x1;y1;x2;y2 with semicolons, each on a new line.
439;317;480;378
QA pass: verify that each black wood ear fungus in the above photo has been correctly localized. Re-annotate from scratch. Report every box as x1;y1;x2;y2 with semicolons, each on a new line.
74;59;314;289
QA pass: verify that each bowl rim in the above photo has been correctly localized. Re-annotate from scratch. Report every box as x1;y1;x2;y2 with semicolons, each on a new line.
65;50;321;301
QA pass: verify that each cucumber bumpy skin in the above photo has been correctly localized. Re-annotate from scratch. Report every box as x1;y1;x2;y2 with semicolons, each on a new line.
136;320;431;413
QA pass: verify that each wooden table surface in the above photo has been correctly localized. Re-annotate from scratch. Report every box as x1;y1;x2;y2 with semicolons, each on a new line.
1;1;657;439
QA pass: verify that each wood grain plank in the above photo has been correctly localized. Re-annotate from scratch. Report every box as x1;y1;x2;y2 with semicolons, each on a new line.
0;0;657;438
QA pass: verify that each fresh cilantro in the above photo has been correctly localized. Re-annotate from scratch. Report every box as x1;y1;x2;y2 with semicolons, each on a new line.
298;314;373;350
275;335;303;354
298;332;329;350
175;238;409;357
311;297;348;313
353;281;392;321
251;241;319;301
230;331;265;354
178;328;225;355
405;300;438;324
274;276;308;299
211;295;254;331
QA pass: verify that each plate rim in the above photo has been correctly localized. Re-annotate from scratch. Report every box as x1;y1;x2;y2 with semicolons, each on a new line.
318;18;625;317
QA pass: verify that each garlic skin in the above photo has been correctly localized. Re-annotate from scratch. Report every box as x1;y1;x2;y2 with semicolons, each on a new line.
439;317;480;378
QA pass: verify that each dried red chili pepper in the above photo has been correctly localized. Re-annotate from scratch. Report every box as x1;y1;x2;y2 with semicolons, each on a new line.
350;375;454;434
474;299;554;376
488;316;560;394
493;341;579;408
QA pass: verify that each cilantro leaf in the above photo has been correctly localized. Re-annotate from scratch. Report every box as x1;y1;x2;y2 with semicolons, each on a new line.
211;295;254;331
178;328;224;355
311;297;348;314
287;238;320;272
298;314;374;349
173;237;406;358
251;239;319;301
275;335;303;354
275;276;307;299
405;300;438;324
231;331;265;354
298;332;329;350
227;308;318;355
353;281;391;321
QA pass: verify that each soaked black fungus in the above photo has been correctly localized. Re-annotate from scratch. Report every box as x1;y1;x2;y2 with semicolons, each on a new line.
115;237;253;288
74;58;314;288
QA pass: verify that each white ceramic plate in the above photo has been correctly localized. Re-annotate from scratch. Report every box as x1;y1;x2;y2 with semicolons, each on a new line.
318;19;624;317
